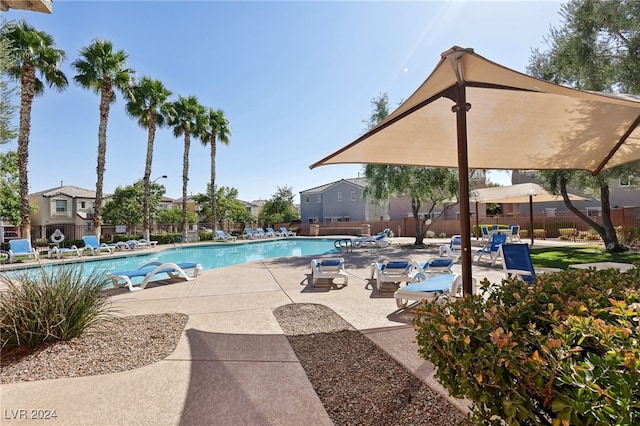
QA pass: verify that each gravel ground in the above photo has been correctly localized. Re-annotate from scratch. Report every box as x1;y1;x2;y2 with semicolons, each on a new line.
2;304;465;425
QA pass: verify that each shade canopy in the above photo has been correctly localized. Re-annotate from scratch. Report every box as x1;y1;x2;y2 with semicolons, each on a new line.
311;47;640;174
310;46;640;295
471;183;589;204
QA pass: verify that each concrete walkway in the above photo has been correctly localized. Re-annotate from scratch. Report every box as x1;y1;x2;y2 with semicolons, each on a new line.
1;237;566;425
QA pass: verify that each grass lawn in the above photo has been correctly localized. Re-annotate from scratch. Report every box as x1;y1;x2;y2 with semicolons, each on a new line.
530;244;640;269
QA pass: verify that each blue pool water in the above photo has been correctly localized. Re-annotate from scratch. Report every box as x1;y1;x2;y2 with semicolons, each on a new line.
0;238;340;286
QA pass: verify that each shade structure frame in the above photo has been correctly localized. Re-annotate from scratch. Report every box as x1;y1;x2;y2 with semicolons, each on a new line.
310;45;640;297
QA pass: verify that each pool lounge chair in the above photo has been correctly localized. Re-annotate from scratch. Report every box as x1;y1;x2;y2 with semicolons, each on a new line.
266;227;281;237
417;257;455;274
438;235;462;258
394;273;471;309
499;243;560;284
108;261;202;292
370;259;418;291
310;257;348;287
280;227;296;237
474;233;507;266
82;236;114;255
138;238;158;247
214;230;237;242
353;229;390;248
8;239;39;263
48;245;83;259
243;228;259;239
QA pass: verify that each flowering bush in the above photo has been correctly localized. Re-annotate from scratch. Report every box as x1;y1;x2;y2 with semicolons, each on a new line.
414;265;640;425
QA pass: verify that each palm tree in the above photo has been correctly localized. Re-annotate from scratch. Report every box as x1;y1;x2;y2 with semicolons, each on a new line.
125;77;172;241
200;108;230;231
167;95;206;241
72;39;134;241
2;21;67;241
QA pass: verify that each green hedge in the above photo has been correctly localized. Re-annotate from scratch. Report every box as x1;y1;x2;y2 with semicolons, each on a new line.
414;266;640;425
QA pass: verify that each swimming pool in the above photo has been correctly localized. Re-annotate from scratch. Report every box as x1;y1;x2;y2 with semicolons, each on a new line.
0;238;341;286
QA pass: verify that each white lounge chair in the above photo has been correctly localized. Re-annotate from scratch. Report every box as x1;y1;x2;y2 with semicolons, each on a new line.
280;227;296;237
82;236;114;255
242;228;259;239
138;238;158;247
108;261;202;292
48;245;83;259
394;273;470;309
353;229;390;248
370;259;418;291
438;235;462;258
265;227;281;237
214;230;237;242
474;233;507;266
310;257;348;287
417;257;455;274
8;239;39;263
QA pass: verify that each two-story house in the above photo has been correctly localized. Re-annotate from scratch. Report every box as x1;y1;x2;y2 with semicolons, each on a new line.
299;178;389;224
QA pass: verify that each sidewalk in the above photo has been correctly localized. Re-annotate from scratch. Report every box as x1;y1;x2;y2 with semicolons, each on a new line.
0;238;552;425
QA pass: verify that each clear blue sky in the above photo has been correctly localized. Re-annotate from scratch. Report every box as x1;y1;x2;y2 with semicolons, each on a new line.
2;0;563;202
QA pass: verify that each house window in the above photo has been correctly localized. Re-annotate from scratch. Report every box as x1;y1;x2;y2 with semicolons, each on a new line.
305;195;310;204
81;201;86;209
620;174;639;187
317;194;321;203
55;200;67;213
308;217;318;224
351;191;356;201
337;192;342;202
586;207;602;217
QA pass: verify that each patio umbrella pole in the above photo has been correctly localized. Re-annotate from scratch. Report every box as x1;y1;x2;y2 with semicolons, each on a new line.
453;82;474;296
529;195;534;246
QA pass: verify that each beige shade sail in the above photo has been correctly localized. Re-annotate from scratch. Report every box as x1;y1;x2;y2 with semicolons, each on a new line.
310;46;640;295
471;183;589;204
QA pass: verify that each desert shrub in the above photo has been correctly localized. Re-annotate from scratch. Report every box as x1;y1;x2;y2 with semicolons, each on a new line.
616;226;639;247
424;230;436;238
0;265;115;349
534;228;546;239
414;266;640;425
558;228;578;240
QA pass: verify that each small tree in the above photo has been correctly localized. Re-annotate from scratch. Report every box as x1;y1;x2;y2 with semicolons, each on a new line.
259;186;300;226
0;151;20;226
102;181;165;231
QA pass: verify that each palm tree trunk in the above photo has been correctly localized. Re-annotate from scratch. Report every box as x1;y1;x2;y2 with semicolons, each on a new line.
18;64;36;242
182;132;191;241
94;80;112;241
210;132;217;231
143;111;156;241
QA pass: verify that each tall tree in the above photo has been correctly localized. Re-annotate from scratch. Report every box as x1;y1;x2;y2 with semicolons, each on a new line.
200;108;230;231
125;77;172;241
2;21;67;240
527;0;640;251
0;22;17;145
167;95;206;241
72;39;134;241
362;93;459;246
102;180;165;231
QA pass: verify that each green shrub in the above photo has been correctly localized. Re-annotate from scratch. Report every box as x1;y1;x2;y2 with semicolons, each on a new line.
0;265;115;349
616;226;639;247
414;266;640;425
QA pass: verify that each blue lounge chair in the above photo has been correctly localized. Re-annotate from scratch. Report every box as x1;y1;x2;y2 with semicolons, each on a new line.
48;245;83;259
265;227;281;237
499;243;560;284
370;258;418;291
438;235;461;258
280;227;296;237
255;228;269;238
480;226;490;243
214;230;237;242
108;261;202;292
353;228;390;248
8;239;39;263
474;233;507;266
82;236;114;255
508;224;521;242
243;228;259;239
418;257;455;274
394;273;467;309
310;257;348;287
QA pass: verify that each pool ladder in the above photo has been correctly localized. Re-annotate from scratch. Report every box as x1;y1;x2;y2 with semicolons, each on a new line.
334;238;353;252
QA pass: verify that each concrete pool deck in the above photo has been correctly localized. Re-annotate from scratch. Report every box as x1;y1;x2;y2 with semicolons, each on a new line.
1;237;581;425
